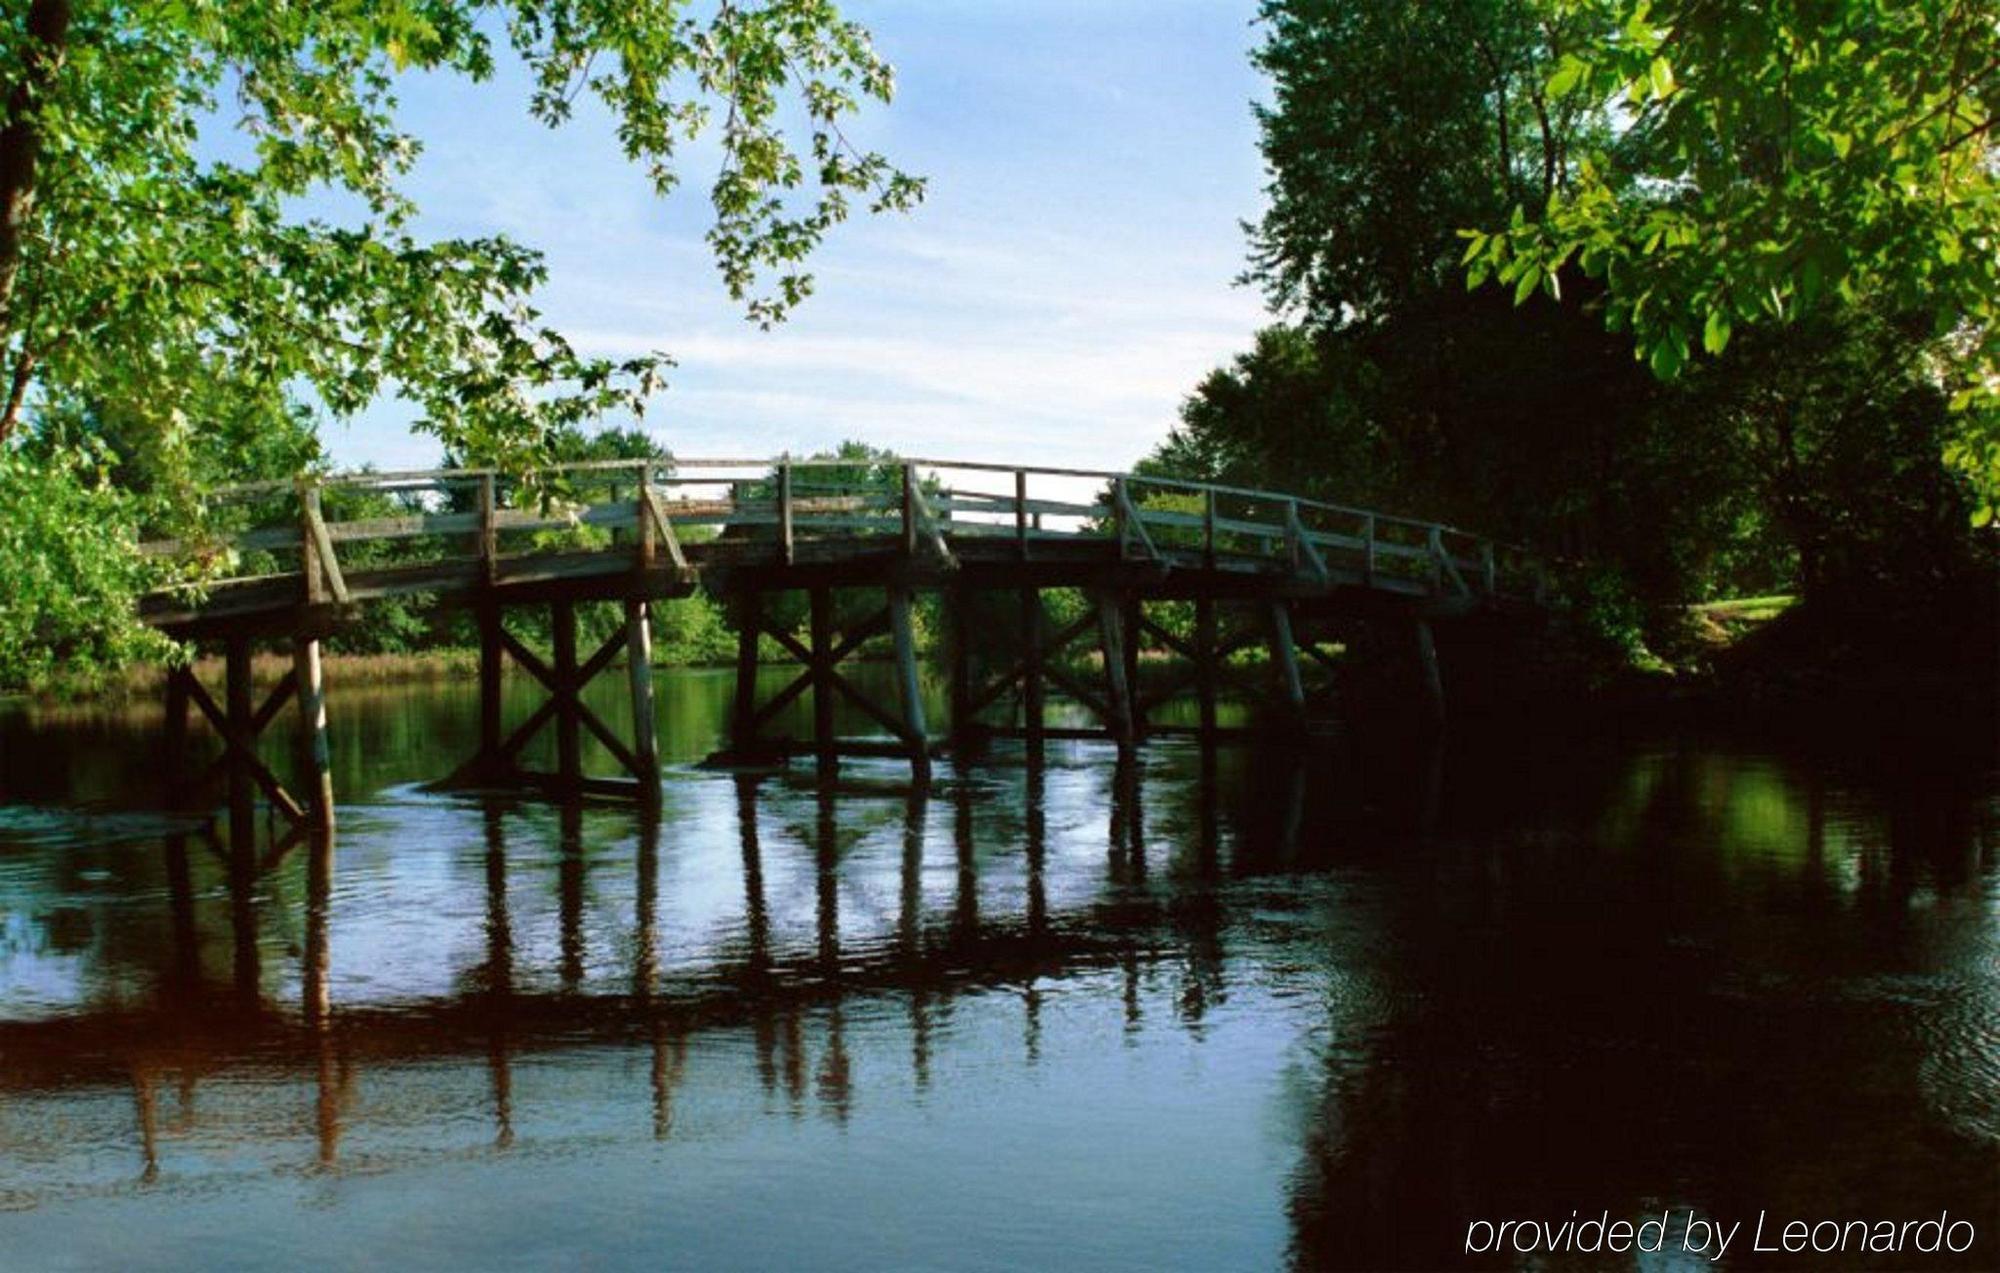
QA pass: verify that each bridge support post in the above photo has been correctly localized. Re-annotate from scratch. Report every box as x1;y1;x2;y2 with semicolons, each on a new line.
731;593;761;757
1268;602;1306;729
1020;588;1044;757
552;600;582;793
809;587;837;781
163;661;189;809
224;636;257;885
889;587;931;782
1194;596;1219;739
1096;593;1135;753
476;602;503;780
292;634;334;831
947;585;974;754
1121;596;1143;744
625;598;660;798
1414;617;1445;729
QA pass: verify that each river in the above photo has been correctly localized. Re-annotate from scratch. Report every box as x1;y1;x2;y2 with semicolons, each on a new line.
0;667;1994;1270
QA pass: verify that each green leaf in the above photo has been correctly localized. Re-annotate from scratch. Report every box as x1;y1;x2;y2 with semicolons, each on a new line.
1648;58;1676;99
1702;308;1731;355
1546;56;1587;99
1513;263;1542;306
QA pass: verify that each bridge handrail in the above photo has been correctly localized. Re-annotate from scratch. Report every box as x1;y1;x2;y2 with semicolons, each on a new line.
143;455;1549;606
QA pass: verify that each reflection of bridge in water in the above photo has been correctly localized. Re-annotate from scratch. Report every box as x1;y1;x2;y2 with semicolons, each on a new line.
0;749;1352;1184
135;457;1541;849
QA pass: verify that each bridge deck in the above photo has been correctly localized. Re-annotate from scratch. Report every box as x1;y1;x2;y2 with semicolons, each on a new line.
138;456;1542;635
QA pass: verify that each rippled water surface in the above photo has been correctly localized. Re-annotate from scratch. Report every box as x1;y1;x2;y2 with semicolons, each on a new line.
0;670;1994;1270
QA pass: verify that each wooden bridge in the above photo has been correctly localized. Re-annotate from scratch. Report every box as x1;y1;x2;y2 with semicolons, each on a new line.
138;455;1544;835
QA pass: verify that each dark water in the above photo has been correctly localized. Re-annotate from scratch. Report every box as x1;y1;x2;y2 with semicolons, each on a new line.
0;668;1994;1271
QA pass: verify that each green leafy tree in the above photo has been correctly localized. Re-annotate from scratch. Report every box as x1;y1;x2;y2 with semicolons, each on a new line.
0;1;921;467
1460;0;2000;514
0;0;920;690
0;445;172;691
1152;0;1978;658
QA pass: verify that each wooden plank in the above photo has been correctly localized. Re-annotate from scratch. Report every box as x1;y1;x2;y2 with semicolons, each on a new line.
809;587;834;775
1042;662;1112;725
497;696;561;762
1268;603;1305;717
1020;588;1044;749
731;595;761;749
1015;470;1029;560
1115;480;1157;561
497;626;558;693
1096;594;1134;745
324;511;482;542
779;463;795;567
626;599;659;786
479;605;503;764
478;474;498;581
1429;526;1470;596
1195;595;1218;735
292;637;334;831
575;694;646;782
553;601;581;786
578;625;628;688
748;665;815;736
1415;618;1445;726
889;589;928;758
250;669;298;736
754;613;813;665
1290;503;1330;581
1137;613;1198;663
827;667;919;744
640;487;689;570
305;499;349;603
909;481;955;567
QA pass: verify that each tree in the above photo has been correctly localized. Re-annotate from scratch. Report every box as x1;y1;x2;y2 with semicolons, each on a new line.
0;0;922;473
1161;0;1977;637
1460;0;2000;516
0;444;172;691
0;1;921;691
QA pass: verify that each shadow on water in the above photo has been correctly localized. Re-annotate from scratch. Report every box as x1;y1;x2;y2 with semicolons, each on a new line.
0;669;1995;1269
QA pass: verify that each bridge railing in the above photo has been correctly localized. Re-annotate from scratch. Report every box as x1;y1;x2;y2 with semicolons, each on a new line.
138;456;1545;605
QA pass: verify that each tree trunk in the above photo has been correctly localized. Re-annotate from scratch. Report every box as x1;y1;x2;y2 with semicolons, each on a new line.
0;0;73;441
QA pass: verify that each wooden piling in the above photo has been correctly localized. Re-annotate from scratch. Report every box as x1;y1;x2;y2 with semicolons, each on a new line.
225;636;256;870
1020;587;1044;754
552;600;581;790
888;588;931;780
947;585;973;750
732;594;761;754
163;664;189;808
1097;594;1135;750
626;598;660;794
293;634;334;830
1268;602;1306;724
1194;597;1218;738
1121;596;1142;741
478;604;503;778
809;587;836;779
1414;617;1445;728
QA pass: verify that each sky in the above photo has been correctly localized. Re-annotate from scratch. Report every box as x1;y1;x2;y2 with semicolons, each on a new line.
323;0;1274;475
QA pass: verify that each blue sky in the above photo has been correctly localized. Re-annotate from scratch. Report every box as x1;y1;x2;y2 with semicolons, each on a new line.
329;0;1272;473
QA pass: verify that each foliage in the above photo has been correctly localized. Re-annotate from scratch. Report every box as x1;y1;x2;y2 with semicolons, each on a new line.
1248;0;1612;324
0;0;921;473
1457;0;2000;514
1144;0;1984;675
0;445;172;692
0;1;920;688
